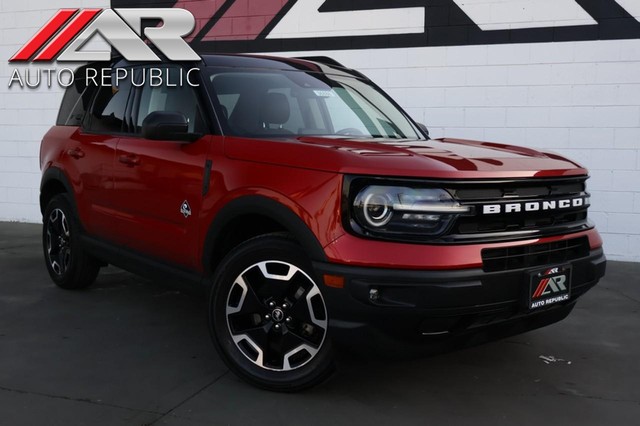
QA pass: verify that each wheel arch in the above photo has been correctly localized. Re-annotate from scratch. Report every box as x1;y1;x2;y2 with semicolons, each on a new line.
202;195;328;278
40;167;77;218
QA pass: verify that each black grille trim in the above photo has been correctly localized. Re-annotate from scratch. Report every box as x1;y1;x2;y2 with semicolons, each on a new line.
481;237;590;272
447;176;591;243
343;175;593;245
451;179;586;201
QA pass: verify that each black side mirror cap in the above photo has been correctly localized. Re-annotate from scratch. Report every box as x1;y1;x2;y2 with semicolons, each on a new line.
141;111;200;143
417;123;430;139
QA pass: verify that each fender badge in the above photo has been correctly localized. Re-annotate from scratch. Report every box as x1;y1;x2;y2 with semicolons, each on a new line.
180;200;192;218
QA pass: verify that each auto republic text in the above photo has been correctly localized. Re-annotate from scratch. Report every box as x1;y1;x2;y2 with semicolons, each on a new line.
8;67;201;89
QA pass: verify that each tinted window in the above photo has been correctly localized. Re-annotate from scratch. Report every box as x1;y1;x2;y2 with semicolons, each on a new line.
206;68;422;140
135;67;206;134
85;75;132;134
57;81;93;126
265;87;305;134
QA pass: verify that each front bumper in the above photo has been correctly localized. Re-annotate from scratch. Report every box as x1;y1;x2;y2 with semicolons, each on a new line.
313;248;606;349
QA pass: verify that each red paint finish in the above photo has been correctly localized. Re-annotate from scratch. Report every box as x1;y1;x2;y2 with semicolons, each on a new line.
40;56;604;280
223;136;589;179
322;228;603;270
40;126;118;240
111;135;215;269
10;9;78;62
198;155;345;259
42;129;601;273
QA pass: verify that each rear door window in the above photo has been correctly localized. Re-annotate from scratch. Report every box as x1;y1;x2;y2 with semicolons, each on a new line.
134;67;207;135
83;75;132;134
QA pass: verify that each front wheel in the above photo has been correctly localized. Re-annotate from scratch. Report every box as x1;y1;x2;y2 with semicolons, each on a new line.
209;235;334;391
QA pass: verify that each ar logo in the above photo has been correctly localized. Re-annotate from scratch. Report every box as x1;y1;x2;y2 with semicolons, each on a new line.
533;268;568;299
180;200;192;219
10;8;200;63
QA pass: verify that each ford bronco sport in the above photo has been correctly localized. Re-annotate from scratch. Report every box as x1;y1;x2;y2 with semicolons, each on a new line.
40;54;606;391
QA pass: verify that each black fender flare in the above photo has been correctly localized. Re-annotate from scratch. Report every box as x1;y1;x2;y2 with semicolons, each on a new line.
201;195;328;276
40;167;77;217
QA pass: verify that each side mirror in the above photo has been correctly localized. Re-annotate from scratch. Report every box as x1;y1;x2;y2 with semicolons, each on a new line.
417;123;430;139
141;111;199;142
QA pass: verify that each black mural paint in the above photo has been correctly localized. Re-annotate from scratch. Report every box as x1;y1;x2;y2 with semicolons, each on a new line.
110;0;640;53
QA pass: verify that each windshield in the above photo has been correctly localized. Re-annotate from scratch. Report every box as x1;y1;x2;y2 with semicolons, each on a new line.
205;67;423;140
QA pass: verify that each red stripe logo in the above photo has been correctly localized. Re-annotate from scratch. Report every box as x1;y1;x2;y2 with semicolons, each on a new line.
533;278;549;299
9;9;80;62
10;9;101;63
33;9;101;62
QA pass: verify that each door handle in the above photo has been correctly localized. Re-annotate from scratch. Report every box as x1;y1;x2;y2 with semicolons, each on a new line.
67;147;85;159
119;154;140;167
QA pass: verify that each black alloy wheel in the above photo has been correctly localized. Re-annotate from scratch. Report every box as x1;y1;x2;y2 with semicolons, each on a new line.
42;194;100;289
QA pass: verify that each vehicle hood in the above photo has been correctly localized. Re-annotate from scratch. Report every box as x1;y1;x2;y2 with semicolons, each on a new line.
224;136;587;179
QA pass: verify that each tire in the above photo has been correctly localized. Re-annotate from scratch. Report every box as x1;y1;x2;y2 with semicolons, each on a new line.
209;235;335;392
42;194;100;290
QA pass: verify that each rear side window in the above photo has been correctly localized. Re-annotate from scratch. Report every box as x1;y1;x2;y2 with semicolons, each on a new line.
83;75;132;134
56;81;93;126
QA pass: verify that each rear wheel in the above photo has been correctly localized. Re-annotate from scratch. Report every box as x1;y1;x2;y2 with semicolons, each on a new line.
43;194;100;290
209;235;334;391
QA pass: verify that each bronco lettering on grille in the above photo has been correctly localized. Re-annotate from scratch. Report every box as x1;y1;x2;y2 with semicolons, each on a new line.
482;197;587;215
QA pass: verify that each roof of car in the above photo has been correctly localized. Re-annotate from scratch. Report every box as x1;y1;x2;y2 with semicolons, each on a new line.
201;53;366;78
107;53;366;79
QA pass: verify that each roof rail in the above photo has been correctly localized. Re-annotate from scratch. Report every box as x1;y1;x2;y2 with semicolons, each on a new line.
295;56;346;68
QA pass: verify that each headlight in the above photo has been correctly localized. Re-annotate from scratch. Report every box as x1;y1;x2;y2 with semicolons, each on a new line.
351;185;471;239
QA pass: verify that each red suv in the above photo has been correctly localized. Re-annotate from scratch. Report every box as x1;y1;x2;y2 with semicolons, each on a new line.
40;55;606;391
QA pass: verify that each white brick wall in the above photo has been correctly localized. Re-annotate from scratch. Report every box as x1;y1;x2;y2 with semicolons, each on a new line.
284;39;640;262
454;0;597;30
0;1;639;263
0;0;107;222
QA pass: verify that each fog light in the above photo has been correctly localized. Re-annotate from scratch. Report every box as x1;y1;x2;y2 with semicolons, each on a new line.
369;288;380;302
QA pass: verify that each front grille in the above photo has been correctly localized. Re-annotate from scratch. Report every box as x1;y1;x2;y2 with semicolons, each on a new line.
446;176;591;241
455;210;588;234
453;180;584;201
481;236;590;272
344;175;593;245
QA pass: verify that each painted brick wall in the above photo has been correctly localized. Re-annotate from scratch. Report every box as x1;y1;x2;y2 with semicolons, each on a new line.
1;0;639;262
0;0;108;223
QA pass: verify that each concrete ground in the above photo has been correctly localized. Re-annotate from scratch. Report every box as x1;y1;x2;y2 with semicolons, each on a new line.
0;222;638;426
